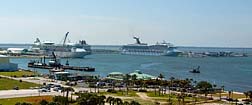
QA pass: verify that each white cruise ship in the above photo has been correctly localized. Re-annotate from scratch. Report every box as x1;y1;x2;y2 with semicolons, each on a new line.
121;37;181;56
30;32;91;58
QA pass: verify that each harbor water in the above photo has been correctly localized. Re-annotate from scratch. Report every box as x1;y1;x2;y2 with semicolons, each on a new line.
1;44;252;92
10;53;252;92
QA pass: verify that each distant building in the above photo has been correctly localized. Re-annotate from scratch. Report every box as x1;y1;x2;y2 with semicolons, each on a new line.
129;70;156;80
0;55;18;71
106;72;124;81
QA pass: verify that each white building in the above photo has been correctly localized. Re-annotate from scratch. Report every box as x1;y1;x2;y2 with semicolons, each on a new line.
0;55;18;71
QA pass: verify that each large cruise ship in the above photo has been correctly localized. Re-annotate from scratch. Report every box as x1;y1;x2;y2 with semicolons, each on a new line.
30;32;91;58
121;37;181;56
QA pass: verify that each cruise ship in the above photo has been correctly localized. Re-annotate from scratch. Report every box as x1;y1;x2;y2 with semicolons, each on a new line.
30;32;91;58
121;37;181;56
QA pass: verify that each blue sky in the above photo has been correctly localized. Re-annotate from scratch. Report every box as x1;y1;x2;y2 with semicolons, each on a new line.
0;0;251;47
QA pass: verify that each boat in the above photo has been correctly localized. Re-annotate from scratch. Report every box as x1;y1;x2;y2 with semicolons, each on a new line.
189;66;200;73
29;32;91;58
121;37;181;56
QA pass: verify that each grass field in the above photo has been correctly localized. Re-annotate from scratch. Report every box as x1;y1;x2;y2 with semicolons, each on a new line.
0;70;38;77
212;92;246;99
0;96;53;105
98;90;138;97
0;77;40;90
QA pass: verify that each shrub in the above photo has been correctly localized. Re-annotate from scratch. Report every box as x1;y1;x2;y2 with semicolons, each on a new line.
107;89;117;93
39;100;48;105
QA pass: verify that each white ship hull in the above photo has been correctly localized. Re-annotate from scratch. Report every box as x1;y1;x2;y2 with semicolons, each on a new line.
121;50;181;56
54;51;90;58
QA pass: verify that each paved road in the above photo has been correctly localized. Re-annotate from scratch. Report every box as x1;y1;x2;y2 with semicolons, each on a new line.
0;89;61;99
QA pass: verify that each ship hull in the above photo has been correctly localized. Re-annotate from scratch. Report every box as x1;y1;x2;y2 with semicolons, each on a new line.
121;50;181;56
53;51;90;58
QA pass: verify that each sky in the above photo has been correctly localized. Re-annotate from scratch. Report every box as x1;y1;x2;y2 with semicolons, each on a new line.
0;0;252;47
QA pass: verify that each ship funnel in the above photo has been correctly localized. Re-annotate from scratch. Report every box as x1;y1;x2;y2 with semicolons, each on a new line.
133;36;141;44
34;38;41;43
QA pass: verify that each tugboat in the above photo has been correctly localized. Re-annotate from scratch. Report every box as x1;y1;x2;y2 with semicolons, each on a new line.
189;66;200;73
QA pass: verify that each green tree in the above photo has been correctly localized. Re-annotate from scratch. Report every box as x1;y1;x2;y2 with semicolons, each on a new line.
130;100;140;105
196;81;213;98
15;102;32;105
62;87;75;103
114;98;123;105
53;96;68;105
123;101;130;105
39;100;48;105
124;74;131;95
106;96;115;105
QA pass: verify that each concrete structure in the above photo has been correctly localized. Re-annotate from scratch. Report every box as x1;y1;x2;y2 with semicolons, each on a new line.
0;55;18;71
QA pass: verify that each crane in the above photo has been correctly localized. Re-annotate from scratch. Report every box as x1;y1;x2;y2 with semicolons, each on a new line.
63;32;69;46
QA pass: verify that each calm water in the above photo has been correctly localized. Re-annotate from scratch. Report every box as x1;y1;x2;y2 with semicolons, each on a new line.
10;54;252;92
2;44;252;92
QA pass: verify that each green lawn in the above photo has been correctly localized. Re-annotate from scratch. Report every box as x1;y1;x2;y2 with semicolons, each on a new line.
99;90;138;97
0;77;40;90
0;70;38;77
0;96;53;105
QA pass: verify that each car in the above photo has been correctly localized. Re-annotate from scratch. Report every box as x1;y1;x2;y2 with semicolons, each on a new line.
38;88;50;92
53;87;63;92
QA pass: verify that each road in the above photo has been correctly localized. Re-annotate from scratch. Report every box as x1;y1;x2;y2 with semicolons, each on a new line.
0;89;61;99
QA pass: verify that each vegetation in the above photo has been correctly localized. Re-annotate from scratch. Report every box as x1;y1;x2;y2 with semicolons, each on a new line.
0;70;38;77
99;90;138;97
0;77;40;90
0;96;52;105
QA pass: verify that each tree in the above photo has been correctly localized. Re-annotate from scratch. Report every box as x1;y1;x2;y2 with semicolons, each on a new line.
131;74;137;88
130;100;140;105
219;85;224;100
53;96;68;105
123;101;130;105
158;74;165;95
114;98;123;105
196;81;212;98
106;96;115;105
39;100;48;105
15;102;32;105
62;87;75;103
124;74;131;95
244;91;249;99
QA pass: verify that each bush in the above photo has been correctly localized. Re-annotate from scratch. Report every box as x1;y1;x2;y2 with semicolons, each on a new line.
107;89;117;93
19;79;22;82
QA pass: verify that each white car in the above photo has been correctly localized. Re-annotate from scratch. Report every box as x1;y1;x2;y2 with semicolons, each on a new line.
38;88;50;92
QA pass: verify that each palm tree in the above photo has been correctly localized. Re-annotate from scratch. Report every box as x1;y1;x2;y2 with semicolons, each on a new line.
62;87;74;104
123;101;130;105
114;98;123;105
124;74;131;95
106;96;115;105
130;100;140;105
168;77;175;102
98;95;106;105
131;74;137;89
158;73;165;95
244;91;249;99
219;85;224;100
